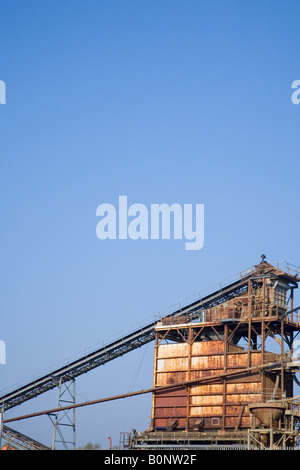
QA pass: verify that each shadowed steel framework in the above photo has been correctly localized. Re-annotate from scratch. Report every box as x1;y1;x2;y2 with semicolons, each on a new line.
128;258;300;449
1;257;300;449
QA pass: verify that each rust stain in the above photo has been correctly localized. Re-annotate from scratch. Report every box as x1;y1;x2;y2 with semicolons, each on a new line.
152;335;285;432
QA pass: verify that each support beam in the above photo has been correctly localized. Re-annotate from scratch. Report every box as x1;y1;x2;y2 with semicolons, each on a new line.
3;361;290;425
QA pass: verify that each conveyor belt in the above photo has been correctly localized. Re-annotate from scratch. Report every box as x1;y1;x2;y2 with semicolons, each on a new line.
2;425;50;450
0;269;254;411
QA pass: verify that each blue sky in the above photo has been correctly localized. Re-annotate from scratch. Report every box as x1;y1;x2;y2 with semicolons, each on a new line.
0;0;300;449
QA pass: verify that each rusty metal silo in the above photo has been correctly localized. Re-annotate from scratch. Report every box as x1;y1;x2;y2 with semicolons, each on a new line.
129;258;300;449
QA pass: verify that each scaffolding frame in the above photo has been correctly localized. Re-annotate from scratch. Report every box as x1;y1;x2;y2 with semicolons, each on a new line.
49;378;76;450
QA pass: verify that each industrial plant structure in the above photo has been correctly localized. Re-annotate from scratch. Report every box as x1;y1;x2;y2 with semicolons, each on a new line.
126;257;300;449
1;256;300;450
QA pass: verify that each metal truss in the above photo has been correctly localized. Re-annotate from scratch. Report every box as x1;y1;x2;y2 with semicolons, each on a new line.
0;264;284;413
49;378;76;450
1;425;50;450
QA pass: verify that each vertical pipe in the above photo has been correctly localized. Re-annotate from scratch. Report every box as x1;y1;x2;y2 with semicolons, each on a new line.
247;279;252;368
72;379;76;450
51;378;62;450
186;326;192;430
261;324;265;398
0;409;3;450
151;331;159;430
270;412;274;449
259;278;266;400
280;318;284;398
222;324;228;430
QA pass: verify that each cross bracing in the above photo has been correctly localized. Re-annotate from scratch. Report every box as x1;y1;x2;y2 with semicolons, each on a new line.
0;266;258;412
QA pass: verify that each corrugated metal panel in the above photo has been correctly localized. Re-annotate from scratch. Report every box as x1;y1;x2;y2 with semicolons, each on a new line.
153;418;186;428
190;395;223;406
191;355;223;369
156;372;187;386
226;382;260;394
157;343;188;358
227;354;248;368
190;406;223;416
226;405;241;416
155;396;187;407
155;387;187;398
225;416;250;427
226;393;257;404
226;352;263;368
225;371;261;383
190;369;222;380
191;341;224;355
152;337;282;432
157;357;188;371
154;407;186;417
190;384;223;395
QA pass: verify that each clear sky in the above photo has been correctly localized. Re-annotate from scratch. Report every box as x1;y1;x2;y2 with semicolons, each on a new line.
0;0;300;449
